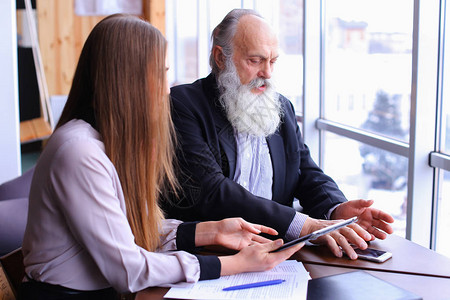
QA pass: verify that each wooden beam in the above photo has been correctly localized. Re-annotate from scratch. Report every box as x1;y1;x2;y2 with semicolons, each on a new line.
143;0;165;35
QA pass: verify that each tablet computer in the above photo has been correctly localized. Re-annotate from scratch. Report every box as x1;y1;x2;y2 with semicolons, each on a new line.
272;216;358;252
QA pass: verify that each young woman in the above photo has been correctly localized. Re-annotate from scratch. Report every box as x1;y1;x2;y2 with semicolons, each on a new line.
20;14;303;299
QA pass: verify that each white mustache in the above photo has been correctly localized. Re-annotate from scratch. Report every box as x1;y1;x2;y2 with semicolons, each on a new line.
247;77;270;89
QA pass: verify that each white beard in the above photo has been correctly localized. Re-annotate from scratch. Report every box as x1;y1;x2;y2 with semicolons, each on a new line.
217;60;282;137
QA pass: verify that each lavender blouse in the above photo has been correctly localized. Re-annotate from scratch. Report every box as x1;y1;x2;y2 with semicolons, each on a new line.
22;119;219;293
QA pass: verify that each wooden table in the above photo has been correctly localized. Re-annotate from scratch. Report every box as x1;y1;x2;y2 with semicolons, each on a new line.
293;234;450;278
136;234;450;299
304;264;450;300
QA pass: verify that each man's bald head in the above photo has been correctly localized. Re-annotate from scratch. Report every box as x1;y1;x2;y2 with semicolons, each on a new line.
209;9;264;75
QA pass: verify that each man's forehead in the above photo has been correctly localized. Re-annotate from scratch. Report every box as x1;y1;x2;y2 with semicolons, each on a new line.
233;15;279;56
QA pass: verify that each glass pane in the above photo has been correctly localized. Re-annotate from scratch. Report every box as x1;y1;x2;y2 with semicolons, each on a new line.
171;0;199;85
323;0;413;142
444;111;450;153
269;0;304;114
436;0;450;258
208;0;242;30
436;170;450;258
322;132;407;237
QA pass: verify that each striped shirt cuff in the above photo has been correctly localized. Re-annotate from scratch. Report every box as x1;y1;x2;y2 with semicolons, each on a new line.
285;212;308;240
325;204;341;220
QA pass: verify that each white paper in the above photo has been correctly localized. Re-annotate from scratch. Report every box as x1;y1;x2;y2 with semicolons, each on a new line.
164;260;309;300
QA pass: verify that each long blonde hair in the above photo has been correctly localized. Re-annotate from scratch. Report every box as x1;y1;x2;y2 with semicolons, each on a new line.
56;14;177;251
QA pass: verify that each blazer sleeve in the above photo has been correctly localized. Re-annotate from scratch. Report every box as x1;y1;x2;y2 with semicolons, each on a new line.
165;88;297;239
281;99;348;218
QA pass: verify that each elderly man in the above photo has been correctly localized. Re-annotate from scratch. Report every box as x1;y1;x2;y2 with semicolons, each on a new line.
164;8;394;259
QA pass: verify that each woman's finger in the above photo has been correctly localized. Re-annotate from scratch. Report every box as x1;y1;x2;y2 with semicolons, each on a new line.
268;239;304;258
238;220;262;234
251;234;273;244
252;224;278;236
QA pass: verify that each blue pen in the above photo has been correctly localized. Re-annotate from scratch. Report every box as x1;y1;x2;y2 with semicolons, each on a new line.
222;279;285;291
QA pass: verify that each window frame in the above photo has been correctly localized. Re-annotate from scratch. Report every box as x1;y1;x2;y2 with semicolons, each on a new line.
303;0;444;249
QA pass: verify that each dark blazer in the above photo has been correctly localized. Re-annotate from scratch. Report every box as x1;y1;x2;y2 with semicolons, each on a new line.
164;74;347;238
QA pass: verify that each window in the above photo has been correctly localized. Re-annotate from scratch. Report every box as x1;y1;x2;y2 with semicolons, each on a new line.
166;0;450;258
166;0;200;85
324;0;413;143
322;132;408;237
166;0;304;112
434;0;450;258
321;0;414;237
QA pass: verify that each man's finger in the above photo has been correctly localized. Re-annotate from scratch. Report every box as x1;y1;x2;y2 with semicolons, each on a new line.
372;210;395;224
333;233;358;260
348;223;372;241
356;199;374;208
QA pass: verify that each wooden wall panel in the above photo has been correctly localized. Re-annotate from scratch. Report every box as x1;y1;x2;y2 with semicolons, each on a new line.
37;0;165;96
143;0;166;35
37;0;104;95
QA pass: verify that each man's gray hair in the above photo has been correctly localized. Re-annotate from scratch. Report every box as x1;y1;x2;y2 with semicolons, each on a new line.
209;9;262;75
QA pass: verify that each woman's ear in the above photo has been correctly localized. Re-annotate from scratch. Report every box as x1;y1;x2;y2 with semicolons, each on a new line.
213;46;225;70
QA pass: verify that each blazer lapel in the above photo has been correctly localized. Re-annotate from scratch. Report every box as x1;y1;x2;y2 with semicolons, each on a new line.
217;123;236;179
212;98;236;179
267;132;284;201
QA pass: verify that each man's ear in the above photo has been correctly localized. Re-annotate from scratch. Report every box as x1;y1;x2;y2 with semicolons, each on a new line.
213;46;225;70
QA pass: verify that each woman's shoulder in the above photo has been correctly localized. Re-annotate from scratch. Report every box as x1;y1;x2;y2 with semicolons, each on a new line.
42;119;108;169
31;119;114;198
50;119;102;149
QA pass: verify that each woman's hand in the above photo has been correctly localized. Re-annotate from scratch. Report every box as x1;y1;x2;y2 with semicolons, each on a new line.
219;239;304;276
301;217;372;260
195;217;278;250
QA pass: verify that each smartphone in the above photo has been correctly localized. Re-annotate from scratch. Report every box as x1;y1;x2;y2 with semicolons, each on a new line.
272;216;358;253
354;247;392;263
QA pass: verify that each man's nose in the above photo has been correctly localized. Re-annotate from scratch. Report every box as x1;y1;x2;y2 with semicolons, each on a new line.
257;61;272;79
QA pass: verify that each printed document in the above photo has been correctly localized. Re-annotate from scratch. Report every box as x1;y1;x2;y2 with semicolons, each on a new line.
164;260;309;300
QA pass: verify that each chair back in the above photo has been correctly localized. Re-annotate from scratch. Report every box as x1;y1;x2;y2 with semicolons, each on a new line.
0;167;34;256
0;248;24;299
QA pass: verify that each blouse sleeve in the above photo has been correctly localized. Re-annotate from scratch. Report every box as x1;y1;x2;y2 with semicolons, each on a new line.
158;220;221;280
158;219;200;252
49;138;217;292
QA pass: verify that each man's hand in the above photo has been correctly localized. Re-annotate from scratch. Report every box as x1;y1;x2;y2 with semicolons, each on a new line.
331;199;394;240
301;217;372;260
195;217;278;250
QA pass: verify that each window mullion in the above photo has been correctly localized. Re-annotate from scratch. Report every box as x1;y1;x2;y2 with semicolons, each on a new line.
303;0;323;164
407;0;441;248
